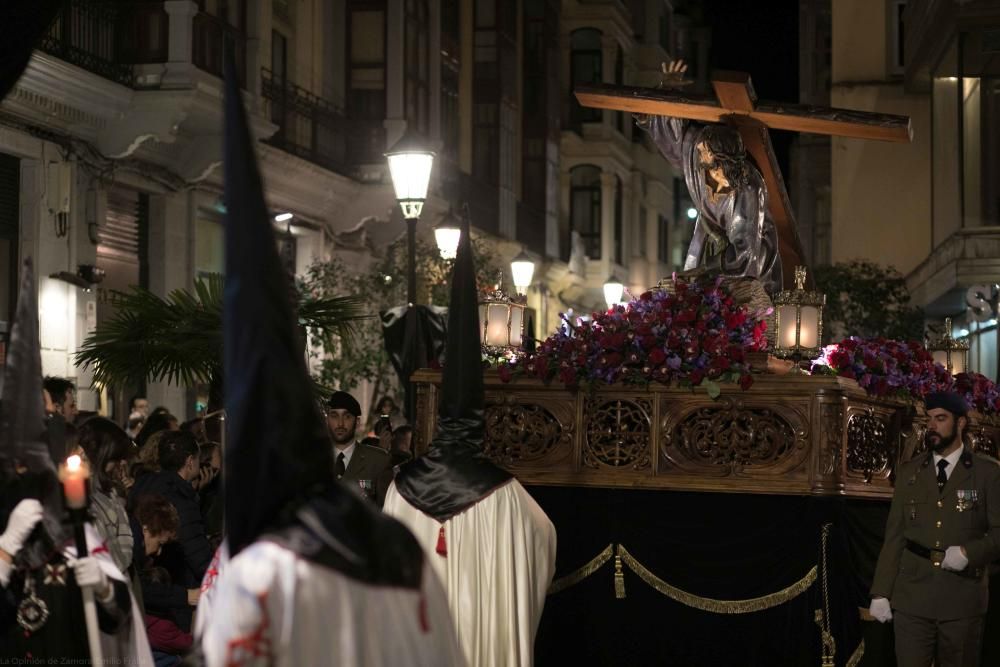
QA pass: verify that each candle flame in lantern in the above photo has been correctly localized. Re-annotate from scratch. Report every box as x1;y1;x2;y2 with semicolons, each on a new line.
66;455;82;472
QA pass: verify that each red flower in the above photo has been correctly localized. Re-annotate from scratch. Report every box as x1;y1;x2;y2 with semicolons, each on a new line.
498;364;513;383
739;373;754;390
689;369;705;386
649;348;667;365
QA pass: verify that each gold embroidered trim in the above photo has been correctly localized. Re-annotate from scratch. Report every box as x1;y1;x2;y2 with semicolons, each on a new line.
616;544;817;614
845;640;864;667
547;544;614;596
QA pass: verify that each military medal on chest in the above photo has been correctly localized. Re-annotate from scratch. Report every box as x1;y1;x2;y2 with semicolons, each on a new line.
16;574;49;632
956;489;978;512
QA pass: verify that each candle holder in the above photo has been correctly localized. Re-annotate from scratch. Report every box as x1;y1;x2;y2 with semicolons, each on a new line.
773;266;826;361
478;273;525;362
928;317;969;375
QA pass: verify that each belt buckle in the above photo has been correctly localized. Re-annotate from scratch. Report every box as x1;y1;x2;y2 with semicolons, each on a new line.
931;549;945;567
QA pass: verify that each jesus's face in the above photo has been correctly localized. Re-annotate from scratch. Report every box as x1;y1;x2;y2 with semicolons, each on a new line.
696;142;730;192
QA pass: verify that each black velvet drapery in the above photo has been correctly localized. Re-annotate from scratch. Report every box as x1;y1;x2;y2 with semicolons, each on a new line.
526;487;1000;666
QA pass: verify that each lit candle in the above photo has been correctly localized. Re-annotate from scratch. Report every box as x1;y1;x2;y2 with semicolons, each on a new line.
60;455;90;509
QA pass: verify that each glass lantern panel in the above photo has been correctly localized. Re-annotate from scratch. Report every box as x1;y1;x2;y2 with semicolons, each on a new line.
509;306;524;347
485;303;510;347
932;350;949;368
799;306;819;349
386;152;434;201
950;351;967;375
777;305;799;348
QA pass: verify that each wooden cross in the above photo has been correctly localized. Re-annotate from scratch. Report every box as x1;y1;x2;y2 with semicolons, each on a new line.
575;72;912;290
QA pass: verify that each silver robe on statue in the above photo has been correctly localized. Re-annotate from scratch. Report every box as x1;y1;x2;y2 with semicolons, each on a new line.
641;115;782;293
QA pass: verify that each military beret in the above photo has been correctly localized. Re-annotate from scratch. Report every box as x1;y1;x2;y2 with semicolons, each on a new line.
924;391;969;417
326;391;361;417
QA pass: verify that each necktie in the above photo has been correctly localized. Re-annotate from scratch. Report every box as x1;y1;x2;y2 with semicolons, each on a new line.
336;452;346;479
937;459;949;493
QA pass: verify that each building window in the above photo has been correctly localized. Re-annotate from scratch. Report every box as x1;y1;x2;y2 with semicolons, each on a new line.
404;0;430;136
888;0;907;76
614;175;623;264
347;3;386;162
569;28;602;127
635;206;647;258
441;0;460;161
614;46;625;134
570;165;602;259
659;12;672;53
474;103;499;183
658;214;670;264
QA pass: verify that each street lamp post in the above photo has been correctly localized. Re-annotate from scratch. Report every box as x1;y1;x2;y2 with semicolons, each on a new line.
603;275;624;309
385;133;435;304
386;133;435;422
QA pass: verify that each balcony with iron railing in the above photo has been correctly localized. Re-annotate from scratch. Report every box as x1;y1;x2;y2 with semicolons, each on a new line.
35;0;246;89
260;68;351;175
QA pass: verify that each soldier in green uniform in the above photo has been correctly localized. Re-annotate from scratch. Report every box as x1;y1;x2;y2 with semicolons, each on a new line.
869;391;1000;667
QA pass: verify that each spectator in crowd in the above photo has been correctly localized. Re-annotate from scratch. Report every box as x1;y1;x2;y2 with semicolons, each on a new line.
180;418;208;446
136;411;179;449
391;425;415;466
194;442;223;548
130;395;150;419
42;376;77;422
144;567;193;666
130;431;212;632
129;495;195;666
78;417;136;575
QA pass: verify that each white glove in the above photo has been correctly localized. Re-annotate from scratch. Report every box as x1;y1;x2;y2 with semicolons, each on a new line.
941;545;969;572
70;556;112;601
869;597;893;623
0;499;44;559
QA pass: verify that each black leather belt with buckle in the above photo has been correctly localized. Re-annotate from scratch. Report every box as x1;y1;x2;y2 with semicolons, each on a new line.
905;540;945;566
905;540;981;578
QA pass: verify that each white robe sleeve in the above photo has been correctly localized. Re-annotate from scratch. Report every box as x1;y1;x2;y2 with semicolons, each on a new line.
200;540;465;667
63;524;155;667
384;479;557;667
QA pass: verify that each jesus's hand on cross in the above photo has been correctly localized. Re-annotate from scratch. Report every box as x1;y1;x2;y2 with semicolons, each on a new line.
635;60;691;128
660;59;690;87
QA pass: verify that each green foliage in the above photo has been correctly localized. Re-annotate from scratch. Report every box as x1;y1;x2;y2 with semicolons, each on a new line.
813;260;925;343
76;274;367;393
302;234;500;399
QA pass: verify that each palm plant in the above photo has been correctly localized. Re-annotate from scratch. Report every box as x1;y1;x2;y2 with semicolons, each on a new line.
76;274;368;405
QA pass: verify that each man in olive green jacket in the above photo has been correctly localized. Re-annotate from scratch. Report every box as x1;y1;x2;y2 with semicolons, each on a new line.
870;391;1000;667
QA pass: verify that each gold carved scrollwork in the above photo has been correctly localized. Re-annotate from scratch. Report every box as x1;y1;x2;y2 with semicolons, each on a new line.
583;398;652;470
846;411;891;483
667;399;797;474
483;402;568;466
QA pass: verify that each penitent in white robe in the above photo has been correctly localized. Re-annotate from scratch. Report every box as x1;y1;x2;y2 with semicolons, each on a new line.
199;540;466;667
383;479;557;667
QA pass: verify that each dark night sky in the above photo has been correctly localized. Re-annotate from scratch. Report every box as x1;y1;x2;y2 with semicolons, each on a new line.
704;0;801;176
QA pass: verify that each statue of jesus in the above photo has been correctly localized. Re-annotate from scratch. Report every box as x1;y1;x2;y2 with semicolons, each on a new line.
636;60;783;294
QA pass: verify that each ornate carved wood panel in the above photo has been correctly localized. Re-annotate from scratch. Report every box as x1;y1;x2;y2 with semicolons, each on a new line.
582;398;653;471
483;396;573;467
411;369;998;500
845;409;893;484
662;398;800;476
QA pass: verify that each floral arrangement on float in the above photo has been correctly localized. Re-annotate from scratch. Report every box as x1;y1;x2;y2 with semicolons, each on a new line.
498;277;769;395
812;336;1000;416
